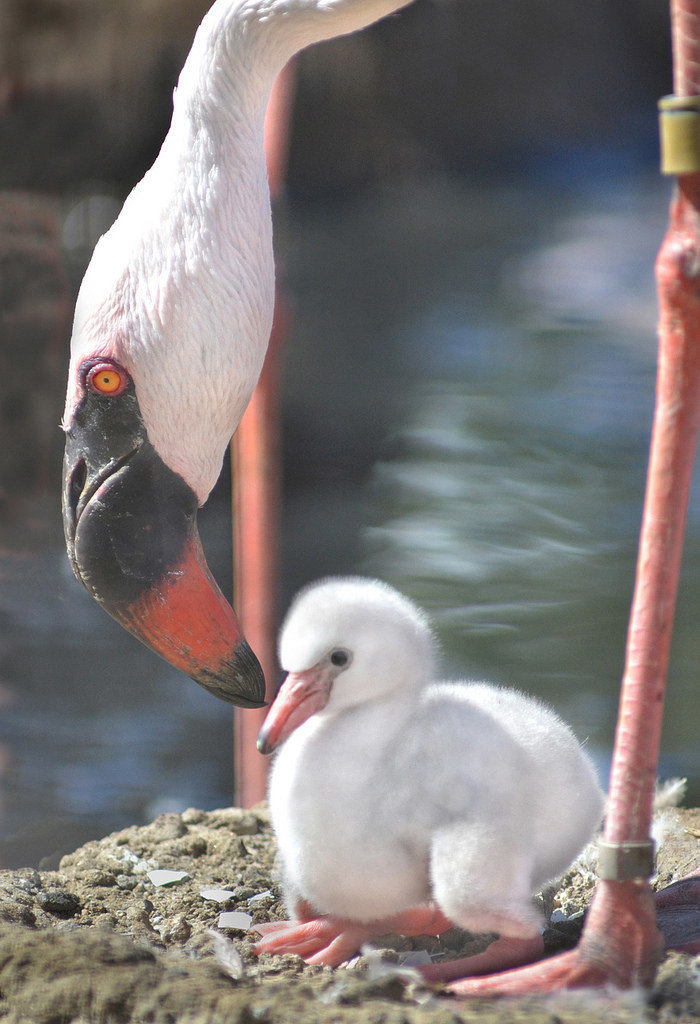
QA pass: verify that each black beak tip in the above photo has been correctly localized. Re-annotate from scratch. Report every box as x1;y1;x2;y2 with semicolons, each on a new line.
197;639;268;709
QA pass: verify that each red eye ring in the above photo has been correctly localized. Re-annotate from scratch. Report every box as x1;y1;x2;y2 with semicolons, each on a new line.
80;359;130;397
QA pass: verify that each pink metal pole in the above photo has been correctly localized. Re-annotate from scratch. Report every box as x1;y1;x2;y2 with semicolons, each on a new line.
232;62;295;808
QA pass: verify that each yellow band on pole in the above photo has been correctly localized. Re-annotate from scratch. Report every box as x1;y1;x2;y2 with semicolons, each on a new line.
659;94;700;174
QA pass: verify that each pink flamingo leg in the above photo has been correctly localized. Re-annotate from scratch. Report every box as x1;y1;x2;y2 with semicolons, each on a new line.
448;879;660;996
420;935;545;983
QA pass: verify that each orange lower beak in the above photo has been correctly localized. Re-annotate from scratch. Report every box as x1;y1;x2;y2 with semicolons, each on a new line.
257;668;331;754
118;532;266;707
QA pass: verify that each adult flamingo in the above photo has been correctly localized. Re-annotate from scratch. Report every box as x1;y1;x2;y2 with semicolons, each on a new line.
61;0;700;995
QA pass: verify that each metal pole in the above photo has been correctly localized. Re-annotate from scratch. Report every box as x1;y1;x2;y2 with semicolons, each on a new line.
232;62;295;808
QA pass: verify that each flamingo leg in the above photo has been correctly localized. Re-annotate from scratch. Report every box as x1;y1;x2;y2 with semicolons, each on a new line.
420;935;545;983
447;879;661;996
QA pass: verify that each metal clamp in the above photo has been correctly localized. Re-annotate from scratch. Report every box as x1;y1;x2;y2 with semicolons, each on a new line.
659;94;700;175
597;839;656;881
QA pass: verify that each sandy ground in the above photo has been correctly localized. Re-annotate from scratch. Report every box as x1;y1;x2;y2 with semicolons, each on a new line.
0;803;698;1024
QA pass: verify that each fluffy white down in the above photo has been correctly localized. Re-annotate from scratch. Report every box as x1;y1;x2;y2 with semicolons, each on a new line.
279;576;435;701
269;578;605;934
64;0;415;504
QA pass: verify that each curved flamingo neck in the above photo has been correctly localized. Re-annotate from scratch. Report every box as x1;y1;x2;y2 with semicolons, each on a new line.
171;0;414;159
66;0;413;504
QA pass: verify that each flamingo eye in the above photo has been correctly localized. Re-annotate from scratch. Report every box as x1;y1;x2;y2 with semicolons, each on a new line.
330;648;351;668
81;359;130;397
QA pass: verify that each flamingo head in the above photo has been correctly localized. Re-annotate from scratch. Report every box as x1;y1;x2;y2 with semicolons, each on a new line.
257;576;434;753
61;168;270;710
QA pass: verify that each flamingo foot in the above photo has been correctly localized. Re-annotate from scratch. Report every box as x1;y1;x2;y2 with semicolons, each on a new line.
420;934;545;983
655;868;700;954
253;915;374;966
446;880;663;998
253;903;454;967
445;946;612;997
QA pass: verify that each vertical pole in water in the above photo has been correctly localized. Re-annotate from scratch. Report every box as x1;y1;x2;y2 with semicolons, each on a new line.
232;63;296;808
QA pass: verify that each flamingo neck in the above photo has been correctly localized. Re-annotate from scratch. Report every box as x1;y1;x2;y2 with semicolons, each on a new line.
170;0;415;160
65;0;413;504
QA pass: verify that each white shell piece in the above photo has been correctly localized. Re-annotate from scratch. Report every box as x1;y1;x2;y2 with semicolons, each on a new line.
147;869;190;887
217;911;253;931
247;889;274;903
200;888;236;902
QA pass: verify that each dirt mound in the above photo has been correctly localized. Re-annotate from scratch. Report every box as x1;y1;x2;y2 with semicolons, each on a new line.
0;804;697;1023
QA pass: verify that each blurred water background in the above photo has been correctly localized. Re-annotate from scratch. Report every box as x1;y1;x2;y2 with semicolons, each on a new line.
0;0;698;868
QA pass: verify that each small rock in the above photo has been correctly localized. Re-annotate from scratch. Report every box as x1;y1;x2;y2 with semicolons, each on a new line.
181;807;206;825
153;813;188;839
242;867;269;886
81;869;117;887
208;808;261;835
159;912;191;943
92;912;118;929
116;874;139;890
0;888;36;926
118;848;141;867
15;870;41;891
125;906;153;927
36;889;81;918
137;814;187;846
187;836;207;857
125;905;156;938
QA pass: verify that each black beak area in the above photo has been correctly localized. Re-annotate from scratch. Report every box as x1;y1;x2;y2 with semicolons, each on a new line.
62;361;266;709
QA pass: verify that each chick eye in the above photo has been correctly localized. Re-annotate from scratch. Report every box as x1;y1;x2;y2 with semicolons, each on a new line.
330;648;351;668
80;359;130;397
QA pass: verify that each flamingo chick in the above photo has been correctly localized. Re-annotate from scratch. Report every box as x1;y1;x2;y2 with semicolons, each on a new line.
254;577;605;976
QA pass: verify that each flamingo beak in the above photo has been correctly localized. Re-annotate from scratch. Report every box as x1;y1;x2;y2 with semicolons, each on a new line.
62;370;266;709
257;667;331;754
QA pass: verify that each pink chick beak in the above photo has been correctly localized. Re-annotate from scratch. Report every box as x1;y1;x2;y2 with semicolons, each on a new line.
257;667;331;754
